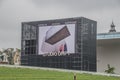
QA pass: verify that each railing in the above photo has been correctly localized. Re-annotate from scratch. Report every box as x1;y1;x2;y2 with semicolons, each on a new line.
97;32;120;40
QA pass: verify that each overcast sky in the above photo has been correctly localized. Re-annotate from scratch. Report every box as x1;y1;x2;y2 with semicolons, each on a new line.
0;0;120;48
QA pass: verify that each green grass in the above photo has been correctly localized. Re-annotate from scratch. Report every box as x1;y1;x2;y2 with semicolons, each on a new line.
0;67;120;80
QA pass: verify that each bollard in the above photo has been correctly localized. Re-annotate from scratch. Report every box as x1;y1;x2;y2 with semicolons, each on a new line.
74;73;76;80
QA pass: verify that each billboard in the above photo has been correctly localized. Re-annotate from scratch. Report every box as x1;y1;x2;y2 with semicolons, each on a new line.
38;23;75;55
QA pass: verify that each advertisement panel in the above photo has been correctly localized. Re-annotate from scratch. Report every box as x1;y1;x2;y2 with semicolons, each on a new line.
39;24;75;55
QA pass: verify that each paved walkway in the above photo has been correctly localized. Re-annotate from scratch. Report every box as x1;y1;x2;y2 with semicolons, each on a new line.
0;64;120;77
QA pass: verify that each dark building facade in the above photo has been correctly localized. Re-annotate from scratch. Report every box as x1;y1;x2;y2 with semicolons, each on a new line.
21;17;97;71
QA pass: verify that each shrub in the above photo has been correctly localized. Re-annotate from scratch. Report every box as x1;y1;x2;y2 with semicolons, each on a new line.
105;64;115;74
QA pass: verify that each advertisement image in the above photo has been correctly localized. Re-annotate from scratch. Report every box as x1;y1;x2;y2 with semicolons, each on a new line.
39;24;75;55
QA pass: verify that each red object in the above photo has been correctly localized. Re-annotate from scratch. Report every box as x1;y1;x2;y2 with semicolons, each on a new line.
59;44;64;52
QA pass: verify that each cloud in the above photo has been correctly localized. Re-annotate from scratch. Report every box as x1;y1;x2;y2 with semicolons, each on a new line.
30;0;120;33
0;0;3;5
0;0;120;48
30;0;120;11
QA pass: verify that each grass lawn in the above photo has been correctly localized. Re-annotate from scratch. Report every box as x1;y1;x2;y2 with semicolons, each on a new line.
0;67;120;80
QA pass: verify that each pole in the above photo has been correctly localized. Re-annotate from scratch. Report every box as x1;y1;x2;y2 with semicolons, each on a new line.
74;73;76;80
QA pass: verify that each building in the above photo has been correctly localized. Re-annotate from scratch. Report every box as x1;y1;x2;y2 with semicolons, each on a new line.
21;17;97;72
97;22;120;74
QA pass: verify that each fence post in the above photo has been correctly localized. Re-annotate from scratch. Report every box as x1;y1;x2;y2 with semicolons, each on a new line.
74;73;76;80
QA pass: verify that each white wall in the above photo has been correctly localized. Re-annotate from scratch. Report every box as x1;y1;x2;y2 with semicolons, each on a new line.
97;45;120;74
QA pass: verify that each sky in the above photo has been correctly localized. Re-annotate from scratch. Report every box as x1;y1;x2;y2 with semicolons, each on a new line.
0;0;120;48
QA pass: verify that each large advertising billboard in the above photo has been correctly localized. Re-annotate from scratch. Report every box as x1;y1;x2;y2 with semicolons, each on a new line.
38;23;75;55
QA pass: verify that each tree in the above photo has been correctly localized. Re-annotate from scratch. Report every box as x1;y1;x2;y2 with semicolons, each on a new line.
4;48;14;64
105;64;115;74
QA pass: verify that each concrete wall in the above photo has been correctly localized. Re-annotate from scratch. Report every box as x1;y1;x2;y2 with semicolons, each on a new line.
97;45;120;74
